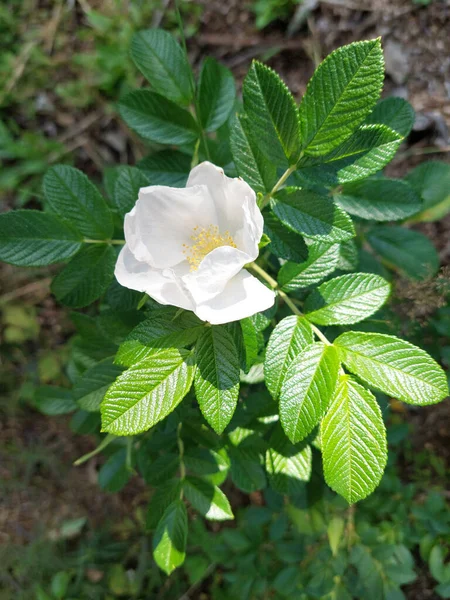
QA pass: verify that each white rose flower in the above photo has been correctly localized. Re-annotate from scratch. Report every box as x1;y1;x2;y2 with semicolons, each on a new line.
115;161;275;324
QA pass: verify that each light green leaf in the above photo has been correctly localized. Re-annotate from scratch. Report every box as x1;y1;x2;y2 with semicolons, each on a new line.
230;115;277;194
130;29;193;105
335;331;449;405
298;38;384;156
263;211;308;262
51;244;116;308
115;310;204;367
367;226;439;280
240;317;260;372
98;449;130;493
265;316;314;399
406;161;450;222
35;386;77;415
73;357;125;412
271;188;355;243
0;210;82;267
101;348;195;435
278;243;340;291
44;165;113;239
336;178;422;221
321;376;387;503
197;57;235;132
280;343;340;443
138;150;191;187
113;166;150;218
327;517;345;556
296;124;402;186
119;90;198;145
243;61;301;165
304;272;390;325
153;500;187;575
265;424;312;494
183;476;233;520
365;96;415;137
194;326;240;434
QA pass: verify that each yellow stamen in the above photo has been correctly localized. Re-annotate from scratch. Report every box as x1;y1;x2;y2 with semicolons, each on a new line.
183;224;236;271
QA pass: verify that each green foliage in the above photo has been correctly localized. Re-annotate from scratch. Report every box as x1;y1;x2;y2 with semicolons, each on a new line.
2;27;449;592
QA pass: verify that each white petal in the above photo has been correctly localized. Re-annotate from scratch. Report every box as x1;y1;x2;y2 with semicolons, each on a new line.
124;184;218;269
182;245;252;304
115;245;194;311
194;269;275;325
187;162;263;259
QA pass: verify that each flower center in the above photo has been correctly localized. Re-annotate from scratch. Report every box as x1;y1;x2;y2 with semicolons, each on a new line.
183;224;236;271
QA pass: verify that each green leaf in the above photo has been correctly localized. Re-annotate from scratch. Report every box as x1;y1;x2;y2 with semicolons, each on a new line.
35;386;77;415
336;178;422;221
184;448;230;485
243;61;301;165
194;326;240;434
197;57;235;132
0;210;82;267
101;348;195;435
229;446;266;493
327;517;345;556
44;165;113;239
271;188;355;243
304;272;390;325
335;331;449;405
51;244;116;308
263;211;308;262
278;243;340;291
73;358;125;412
240;317;260;372
280;342;340;443
338;239;359;272
138;150;191;187
119;90;198;145
265;424;312;494
153;500;188;575
116;310;204;367
113;166;150;218
296;124;403;186
365;96;415;137
321;376;387;503
131;29;193;105
230;115;277;194
183;476;233;520
406;161;450;222
98;449;130;493
146;479;182;530
265;316;314;399
298;39;384;156
367;226;439;280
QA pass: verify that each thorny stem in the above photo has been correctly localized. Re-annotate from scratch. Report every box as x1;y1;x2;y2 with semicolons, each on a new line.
177;422;186;500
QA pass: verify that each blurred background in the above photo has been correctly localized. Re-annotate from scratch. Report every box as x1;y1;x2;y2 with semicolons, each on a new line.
1;1;449;599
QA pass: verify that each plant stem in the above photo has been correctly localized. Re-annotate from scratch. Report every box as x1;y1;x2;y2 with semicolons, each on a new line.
259;164;297;209
248;262;332;347
177;422;186;499
83;238;125;245
73;433;116;466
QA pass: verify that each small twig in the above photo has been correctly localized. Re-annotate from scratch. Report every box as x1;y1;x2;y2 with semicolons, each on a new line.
178;563;217;600
0;278;51;306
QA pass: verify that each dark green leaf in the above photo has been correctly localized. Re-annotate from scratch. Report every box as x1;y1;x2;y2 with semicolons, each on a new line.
271;188;355;242
113;166;150;218
278;243;340;291
119;90;198;145
44;165;113;239
243;61;301;165
197;57;235;132
367;226;439;280
229;446;266;493
35;386;77;415
263;211;309;262
98;449;130;493
336;178;422;221
0;210;82;267
406;161;450;222
365;96;415;137
266;424;312;494
183;476;233;520
73;357;125;412
131;29;193;105
138;150;191;187
51;244;116;308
